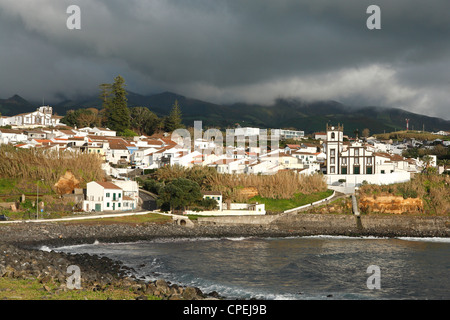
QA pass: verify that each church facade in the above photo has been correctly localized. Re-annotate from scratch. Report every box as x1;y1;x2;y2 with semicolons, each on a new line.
0;106;62;128
326;124;411;186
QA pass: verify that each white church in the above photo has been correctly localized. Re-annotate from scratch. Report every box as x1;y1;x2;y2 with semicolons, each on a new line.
0;106;62;128
325;124;412;187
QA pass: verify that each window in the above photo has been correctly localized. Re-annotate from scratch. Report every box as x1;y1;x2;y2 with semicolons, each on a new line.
118;203;121;208
330;158;335;165
341;167;347;174
367;157;372;164
331;132;335;139
330;149;335;156
107;203;110;207
355;149;359;156
330;167;335;174
366;167;373;174
354;157;359;165
106;193;110;197
354;166;360;174
381;170;385;174
342;158;347;165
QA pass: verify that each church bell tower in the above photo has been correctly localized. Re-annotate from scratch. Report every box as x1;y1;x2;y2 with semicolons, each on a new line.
326;124;343;175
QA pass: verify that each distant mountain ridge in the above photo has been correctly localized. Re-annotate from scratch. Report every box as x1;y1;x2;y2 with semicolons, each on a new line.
0;94;35;115
0;92;448;136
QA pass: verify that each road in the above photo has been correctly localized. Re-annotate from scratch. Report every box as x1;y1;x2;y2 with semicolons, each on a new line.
0;210;157;224
139;189;158;211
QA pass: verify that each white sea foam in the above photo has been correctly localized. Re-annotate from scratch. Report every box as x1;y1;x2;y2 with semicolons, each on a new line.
224;237;251;241
296;235;389;240
39;245;52;252
50;239;101;252
396;237;450;243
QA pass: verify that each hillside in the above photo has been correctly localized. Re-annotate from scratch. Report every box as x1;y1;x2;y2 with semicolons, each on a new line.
1;92;449;136
0;95;35;116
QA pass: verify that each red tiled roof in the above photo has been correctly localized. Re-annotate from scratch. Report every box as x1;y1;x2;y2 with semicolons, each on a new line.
34;139;52;144
108;139;129;150
209;159;237;165
95;182;121;190
202;191;222;196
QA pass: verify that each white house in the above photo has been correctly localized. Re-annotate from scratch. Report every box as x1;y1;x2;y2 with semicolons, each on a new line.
208;158;243;174
0;116;12;127
105;139;132;164
202;191;223;211
314;132;327;141
272;129;305;140
172;150;204;167
111;180;139;210
83;181;124;212
78;127;117;137
293;151;319;165
91;127;117;137
232;127;261;137
0;129;28;144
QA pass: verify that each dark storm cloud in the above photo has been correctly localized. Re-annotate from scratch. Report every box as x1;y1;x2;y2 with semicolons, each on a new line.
0;0;449;119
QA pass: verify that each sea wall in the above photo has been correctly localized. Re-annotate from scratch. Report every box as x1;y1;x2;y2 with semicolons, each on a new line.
197;214;450;237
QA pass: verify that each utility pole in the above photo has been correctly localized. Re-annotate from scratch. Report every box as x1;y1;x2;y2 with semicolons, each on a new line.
36;179;44;220
36;182;39;220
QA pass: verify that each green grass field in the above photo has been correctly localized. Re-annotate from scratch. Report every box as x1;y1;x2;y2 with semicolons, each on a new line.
249;189;334;213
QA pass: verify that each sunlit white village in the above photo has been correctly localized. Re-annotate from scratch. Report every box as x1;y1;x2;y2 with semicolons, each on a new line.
0;105;448;217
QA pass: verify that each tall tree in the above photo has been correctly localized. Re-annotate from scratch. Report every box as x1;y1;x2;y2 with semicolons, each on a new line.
362;128;370;138
130;106;161;135
61;110;78;127
77;108;101;127
106;75;130;133
163;100;184;132
99;83;112;108
157;178;202;213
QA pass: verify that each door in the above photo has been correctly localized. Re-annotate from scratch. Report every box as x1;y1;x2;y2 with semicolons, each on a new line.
95;204;101;212
113;203;115;210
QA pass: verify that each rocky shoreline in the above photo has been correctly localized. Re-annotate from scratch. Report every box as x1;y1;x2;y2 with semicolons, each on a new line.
0;218;448;300
0;221;297;300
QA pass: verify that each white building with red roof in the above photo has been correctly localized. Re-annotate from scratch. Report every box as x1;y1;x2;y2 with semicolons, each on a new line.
82;180;137;212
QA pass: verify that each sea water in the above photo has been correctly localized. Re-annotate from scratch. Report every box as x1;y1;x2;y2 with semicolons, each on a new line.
51;236;450;300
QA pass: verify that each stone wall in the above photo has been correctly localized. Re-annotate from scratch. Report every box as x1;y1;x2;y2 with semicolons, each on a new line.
197;213;450;237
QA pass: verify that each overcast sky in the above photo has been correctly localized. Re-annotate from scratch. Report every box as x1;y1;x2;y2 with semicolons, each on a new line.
0;0;449;119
